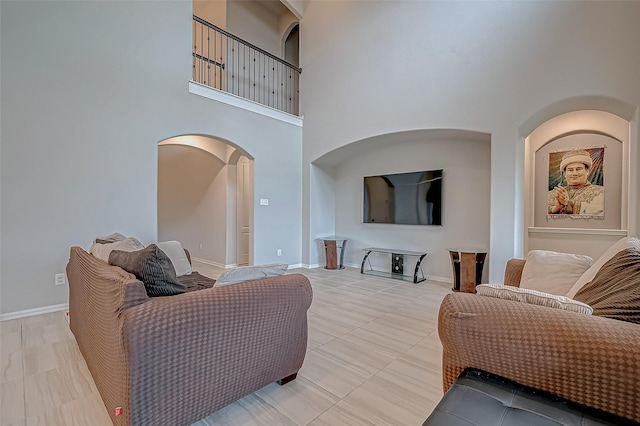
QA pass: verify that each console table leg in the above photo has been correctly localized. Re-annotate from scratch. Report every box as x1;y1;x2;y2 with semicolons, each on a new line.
338;239;347;269
360;250;372;274
414;253;427;283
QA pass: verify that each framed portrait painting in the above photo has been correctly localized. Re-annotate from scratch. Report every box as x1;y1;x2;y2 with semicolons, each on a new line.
547;147;605;218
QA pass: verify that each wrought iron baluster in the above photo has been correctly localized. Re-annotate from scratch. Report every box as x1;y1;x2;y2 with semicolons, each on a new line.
192;15;301;115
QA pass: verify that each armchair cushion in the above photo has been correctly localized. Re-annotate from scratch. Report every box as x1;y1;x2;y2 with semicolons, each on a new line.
476;284;593;315
109;244;187;297
574;247;640;324
519;250;592;295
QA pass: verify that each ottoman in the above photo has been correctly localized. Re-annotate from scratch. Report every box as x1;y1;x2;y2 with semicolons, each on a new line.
423;369;636;426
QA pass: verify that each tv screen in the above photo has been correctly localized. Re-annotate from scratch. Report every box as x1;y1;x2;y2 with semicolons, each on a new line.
363;169;443;225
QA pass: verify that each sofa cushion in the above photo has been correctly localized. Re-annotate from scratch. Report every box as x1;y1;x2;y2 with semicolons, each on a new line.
566;236;640;298
90;237;144;262
519;250;592;296
216;263;288;286
109;244;187;297
573;247;640;324
156;241;192;277
476;284;593;315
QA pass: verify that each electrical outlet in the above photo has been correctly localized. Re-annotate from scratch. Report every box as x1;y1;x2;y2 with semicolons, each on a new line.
199;243;203;250
260;198;269;206
55;273;66;286
277;249;282;256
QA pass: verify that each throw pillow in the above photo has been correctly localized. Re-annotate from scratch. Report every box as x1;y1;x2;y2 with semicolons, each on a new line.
573;247;640;324
156;241;192;277
519;250;593;296
216;263;288;287
566;236;640;298
109;244;187;297
476;284;593;315
90;237;144;262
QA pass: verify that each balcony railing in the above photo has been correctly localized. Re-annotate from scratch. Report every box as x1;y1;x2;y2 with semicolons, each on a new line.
192;15;301;116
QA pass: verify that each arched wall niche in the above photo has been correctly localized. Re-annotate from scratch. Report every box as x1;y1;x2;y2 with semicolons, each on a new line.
522;109;632;261
157;134;254;268
309;128;492;283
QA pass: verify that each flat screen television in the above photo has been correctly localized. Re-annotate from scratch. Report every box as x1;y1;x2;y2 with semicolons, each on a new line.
363;169;443;225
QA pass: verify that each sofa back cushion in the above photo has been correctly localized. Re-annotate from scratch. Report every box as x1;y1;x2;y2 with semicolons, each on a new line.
573;247;640;324
519;250;592;295
156;241;192;277
109;244;187;297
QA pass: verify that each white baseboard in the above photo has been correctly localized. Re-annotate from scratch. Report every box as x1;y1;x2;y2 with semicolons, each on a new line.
192;257;234;269
1;303;69;321
287;263;304;269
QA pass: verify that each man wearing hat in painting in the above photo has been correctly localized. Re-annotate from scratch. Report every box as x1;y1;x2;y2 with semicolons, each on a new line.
548;149;604;216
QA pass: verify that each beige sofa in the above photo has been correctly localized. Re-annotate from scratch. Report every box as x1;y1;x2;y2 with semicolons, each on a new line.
66;246;313;426
438;258;640;423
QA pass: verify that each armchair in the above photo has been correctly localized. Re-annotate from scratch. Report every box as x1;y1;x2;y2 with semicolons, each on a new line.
437;259;640;423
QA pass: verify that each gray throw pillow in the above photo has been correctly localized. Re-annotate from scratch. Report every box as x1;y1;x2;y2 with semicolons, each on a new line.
109;244;187;297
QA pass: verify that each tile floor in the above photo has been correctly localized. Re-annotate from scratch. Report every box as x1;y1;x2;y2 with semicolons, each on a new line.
1;264;451;426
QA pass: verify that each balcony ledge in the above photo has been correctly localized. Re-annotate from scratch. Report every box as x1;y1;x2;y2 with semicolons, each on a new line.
189;81;303;127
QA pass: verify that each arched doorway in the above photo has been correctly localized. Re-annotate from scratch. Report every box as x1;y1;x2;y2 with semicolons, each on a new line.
284;24;299;67
157;135;254;268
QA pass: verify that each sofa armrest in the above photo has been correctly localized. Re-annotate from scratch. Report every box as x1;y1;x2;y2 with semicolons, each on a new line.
122;273;312;426
438;293;640;423
503;258;525;287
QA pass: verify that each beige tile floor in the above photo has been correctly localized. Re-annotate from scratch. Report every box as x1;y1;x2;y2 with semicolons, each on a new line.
1;264;451;426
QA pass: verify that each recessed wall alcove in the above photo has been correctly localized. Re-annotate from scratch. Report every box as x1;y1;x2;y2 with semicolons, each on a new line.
158;135;254;268
523;109;632;260
310;129;491;283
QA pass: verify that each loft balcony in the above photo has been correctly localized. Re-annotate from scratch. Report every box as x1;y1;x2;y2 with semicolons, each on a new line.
192;15;301;117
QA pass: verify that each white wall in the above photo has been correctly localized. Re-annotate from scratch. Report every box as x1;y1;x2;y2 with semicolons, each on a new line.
193;0;226;28
299;1;640;280
158;145;229;265
227;0;285;57
0;0;303;314
330;132;491;282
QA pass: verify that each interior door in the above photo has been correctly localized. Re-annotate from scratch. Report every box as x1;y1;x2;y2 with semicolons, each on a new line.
236;157;251;266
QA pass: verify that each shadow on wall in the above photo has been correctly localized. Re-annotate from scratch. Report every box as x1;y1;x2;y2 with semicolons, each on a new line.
157;135;254;268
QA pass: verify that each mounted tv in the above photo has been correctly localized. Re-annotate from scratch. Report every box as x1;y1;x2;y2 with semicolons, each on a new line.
363;169;443;225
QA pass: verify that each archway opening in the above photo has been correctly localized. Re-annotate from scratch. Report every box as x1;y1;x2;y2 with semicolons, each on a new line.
157;135;255;273
284;24;299;67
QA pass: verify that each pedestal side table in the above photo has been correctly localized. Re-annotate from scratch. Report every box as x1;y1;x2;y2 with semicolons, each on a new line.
448;249;488;293
321;237;348;269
